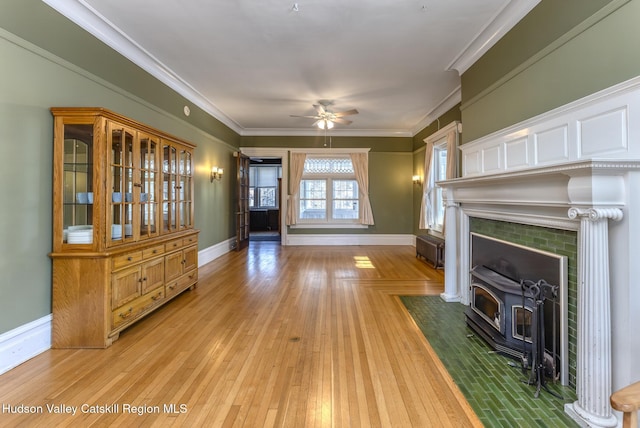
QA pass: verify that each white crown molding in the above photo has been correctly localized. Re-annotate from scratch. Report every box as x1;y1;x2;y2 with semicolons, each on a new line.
41;0;244;134
447;0;541;75
40;0;530;138
38;0;419;138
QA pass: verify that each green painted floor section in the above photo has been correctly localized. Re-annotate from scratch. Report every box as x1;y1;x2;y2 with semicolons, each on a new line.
400;296;578;428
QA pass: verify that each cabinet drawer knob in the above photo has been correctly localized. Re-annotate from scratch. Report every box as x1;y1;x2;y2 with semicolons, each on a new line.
127;256;133;261
151;292;162;301
119;308;133;319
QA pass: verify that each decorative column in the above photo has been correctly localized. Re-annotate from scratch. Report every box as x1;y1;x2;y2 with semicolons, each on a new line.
565;207;623;428
441;194;460;302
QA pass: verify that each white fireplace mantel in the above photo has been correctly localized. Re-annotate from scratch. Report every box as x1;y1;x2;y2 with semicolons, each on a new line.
439;76;640;428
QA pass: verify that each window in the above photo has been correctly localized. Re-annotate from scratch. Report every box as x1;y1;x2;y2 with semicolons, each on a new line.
429;140;448;231
249;165;281;208
419;121;458;233
298;156;360;224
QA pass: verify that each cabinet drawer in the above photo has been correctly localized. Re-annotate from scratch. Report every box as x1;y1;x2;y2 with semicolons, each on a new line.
143;244;164;259
166;269;198;299
182;235;197;247
165;239;183;252
113;251;143;270
112;286;165;329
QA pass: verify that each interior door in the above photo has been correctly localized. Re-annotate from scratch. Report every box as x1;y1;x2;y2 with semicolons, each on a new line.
236;152;250;250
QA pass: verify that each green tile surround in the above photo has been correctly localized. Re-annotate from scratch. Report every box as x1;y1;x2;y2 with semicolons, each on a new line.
401;296;578;428
469;218;578;387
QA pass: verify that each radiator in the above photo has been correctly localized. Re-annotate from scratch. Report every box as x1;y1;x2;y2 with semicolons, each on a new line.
416;235;445;269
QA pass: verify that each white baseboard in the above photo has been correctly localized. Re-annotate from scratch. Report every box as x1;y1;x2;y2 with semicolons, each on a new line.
0;239;234;376
198;237;235;267
0;314;52;375
285;233;414;246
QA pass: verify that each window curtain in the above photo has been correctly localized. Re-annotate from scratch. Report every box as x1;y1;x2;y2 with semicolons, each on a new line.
445;128;457;180
286;152;306;225
350;152;375;225
418;141;434;230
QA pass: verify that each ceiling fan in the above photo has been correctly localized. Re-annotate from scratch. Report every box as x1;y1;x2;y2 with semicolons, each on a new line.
290;100;359;129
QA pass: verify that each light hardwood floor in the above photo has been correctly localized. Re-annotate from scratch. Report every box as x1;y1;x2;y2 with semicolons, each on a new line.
0;243;482;427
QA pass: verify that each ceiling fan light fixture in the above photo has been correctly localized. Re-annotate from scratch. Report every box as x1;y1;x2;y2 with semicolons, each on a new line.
317;119;334;130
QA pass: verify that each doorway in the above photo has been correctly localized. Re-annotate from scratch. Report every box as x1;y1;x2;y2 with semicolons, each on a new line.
248;157;282;243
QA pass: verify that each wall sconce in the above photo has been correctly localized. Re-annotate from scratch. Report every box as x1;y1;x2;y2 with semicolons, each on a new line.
412;175;422;185
210;166;224;182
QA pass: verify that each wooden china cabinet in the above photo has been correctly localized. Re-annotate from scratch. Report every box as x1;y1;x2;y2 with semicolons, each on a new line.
50;107;198;348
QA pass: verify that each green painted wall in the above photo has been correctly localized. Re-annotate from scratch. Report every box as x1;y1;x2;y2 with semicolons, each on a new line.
461;0;640;143
241;135;413;152
0;2;241;334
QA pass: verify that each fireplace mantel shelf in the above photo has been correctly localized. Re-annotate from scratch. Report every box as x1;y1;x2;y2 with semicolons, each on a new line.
439;159;640;211
441;159;640;187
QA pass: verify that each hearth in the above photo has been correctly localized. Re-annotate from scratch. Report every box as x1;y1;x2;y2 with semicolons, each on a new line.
465;233;568;384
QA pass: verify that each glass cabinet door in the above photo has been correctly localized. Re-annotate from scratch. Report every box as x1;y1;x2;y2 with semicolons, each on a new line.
162;143;177;233
62;124;94;245
108;122;136;245
162;142;193;233
139;133;160;240
178;148;192;229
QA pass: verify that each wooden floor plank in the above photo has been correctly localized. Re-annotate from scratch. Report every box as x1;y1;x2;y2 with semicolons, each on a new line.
0;244;481;427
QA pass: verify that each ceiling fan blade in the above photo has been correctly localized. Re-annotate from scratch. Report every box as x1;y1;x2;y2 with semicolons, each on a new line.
333;109;359;117
313;104;326;115
290;114;320;119
333;118;353;125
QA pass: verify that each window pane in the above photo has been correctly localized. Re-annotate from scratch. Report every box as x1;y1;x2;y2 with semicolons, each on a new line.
300;179;326;219
304;158;354;174
257;167;277;186
333;180;359;219
249;188;255;208
258;187;276;207
431;145;448;229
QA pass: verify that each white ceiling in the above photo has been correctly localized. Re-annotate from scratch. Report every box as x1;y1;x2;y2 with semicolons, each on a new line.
44;0;539;136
